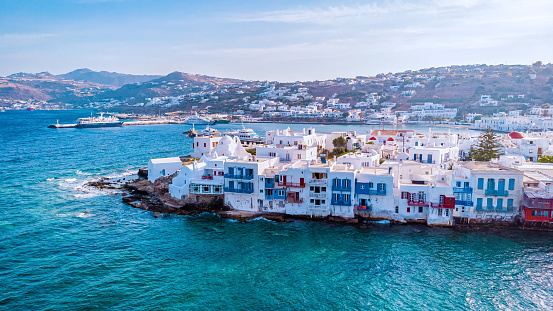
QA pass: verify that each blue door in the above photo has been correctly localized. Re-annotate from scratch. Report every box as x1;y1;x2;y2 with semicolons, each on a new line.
498;179;505;192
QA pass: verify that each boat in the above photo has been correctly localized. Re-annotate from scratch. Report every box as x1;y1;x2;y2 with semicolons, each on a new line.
76;113;124;128
185;113;215;125
223;127;264;143
214;119;230;124
200;125;220;136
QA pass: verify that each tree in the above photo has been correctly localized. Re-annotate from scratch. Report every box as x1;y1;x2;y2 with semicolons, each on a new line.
470;128;502;161
332;136;347;150
342;112;350;118
538;155;553;163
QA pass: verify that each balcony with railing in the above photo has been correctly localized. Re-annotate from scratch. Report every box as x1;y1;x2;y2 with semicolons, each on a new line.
332;184;352;192
224;187;254;194
287;192;303;204
331;199;352;206
277;181;306;188
224;174;254;180
455;200;474;206
201;175;213;180
476;205;515;212
356;204;372;211
368;189;386;195
309;178;327;184
407;200;429;207
431;202;455;209
523;196;553;210
453;187;473;193
485;189;509;196
309;193;326;198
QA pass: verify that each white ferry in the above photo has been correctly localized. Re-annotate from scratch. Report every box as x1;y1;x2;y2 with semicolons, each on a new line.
223;127;263;143
185;113;215;125
76;113;123;128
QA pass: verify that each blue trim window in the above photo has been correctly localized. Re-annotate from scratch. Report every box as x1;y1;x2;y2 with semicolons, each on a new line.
508;179;515;190
477;178;484;190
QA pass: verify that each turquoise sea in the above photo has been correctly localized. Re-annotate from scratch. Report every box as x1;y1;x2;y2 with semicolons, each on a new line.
1;110;552;310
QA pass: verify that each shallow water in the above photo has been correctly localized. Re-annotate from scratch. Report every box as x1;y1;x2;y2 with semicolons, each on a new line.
1;110;551;310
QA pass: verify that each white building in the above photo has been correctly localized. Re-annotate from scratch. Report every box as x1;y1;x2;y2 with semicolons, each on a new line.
148;157;183;182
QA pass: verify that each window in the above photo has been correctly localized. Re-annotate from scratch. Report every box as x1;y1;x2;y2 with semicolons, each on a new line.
445;209;449;216
464;182;470;188
401;192;409;199
395;206;399;213
360;185;365;189
204;143;206;147
497;198;503;208
322;187;326;192
546;211;549;217
487;198;493;208
532;210;537;216
407;207;410;213
310;199;314;204
378;183;386;191
419;206;423;213
297;154;301;159
487;178;495;190
508;179;515;190
456;181;461;187
344;179;350;188
477;178;484;189
344;194;350;202
368;182;374;188
476;198;483;208
507;199;513;207
418;191;425;201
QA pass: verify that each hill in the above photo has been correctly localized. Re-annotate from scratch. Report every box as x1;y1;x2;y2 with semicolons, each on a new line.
57;68;161;87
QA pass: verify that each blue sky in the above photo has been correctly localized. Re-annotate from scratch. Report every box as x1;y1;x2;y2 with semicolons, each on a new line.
1;0;552;81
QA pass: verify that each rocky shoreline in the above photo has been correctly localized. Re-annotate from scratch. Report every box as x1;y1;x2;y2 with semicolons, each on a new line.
87;175;553;230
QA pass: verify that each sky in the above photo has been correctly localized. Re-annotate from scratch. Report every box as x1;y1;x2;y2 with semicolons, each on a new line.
1;0;552;81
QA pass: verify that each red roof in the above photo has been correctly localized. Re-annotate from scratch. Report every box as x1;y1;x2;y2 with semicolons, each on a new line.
509;131;524;139
387;137;395;141
369;136;378;140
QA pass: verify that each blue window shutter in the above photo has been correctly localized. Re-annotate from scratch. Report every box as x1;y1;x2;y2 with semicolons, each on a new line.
477;178;484;189
508;179;515;190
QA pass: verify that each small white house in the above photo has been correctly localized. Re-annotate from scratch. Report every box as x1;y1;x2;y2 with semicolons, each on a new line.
148;157;183;182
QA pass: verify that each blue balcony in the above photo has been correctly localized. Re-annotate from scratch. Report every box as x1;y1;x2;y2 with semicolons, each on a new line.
331;199;352;206
225;174;254;180
332;184;352;192
265;178;275;188
265;194;274;200
485;189;509;196
455;200;474;206
224;187;254;194
368;189;386;195
453;187;473;193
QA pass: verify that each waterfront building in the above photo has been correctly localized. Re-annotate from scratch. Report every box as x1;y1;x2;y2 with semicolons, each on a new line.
224;157;279;212
522;187;553;223
148;157;183;182
355;168;395;219
453;162;524;221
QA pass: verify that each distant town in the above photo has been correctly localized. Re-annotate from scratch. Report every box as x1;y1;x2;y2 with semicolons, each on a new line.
2;62;552;129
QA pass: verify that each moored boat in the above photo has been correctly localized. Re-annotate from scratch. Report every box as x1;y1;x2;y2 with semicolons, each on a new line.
76;113;123;128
